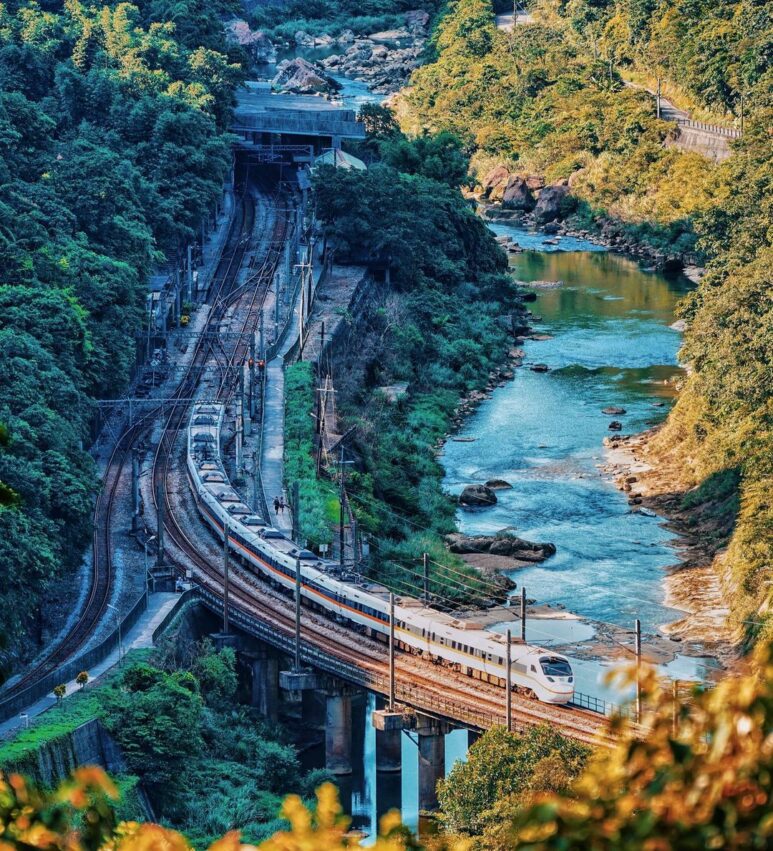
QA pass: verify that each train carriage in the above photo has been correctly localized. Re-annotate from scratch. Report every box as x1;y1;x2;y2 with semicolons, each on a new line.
186;403;574;705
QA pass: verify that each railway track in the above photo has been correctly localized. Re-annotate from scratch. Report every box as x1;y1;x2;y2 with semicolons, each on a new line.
0;181;266;704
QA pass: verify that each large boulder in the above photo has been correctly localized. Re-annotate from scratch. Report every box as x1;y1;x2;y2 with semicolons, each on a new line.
405;9;430;31
272;58;341;96
458;484;497;507
481;165;510;198
225;20;275;63
294;30;315;47
447;532;556;563
502;176;535;210
488;535;556;561
534;183;571;223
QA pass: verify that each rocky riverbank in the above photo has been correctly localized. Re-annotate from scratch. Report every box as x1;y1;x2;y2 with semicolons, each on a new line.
228;12;431;97
476;165;704;277
306;12;429;95
603;429;740;665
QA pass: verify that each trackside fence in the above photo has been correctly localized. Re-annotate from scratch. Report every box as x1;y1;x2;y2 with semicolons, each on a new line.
0;592;148;723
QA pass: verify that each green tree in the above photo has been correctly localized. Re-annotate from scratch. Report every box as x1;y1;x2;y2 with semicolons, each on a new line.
438;725;590;836
190;639;238;708
101;663;204;790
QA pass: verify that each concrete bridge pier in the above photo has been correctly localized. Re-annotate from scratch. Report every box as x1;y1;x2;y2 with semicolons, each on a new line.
416;714;451;811
325;687;356;775
248;647;279;722
372;708;405;773
302;690;327;731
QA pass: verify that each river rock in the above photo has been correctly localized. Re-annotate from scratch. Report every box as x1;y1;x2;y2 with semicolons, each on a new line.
225;20;276;63
534;183;571;223
337;29;356;45
405;9;430;31
602;406;627;415
608;420;623;430
481;165;510;198
502;176;535;210
272;58;341;95
294;30;315;47
458;484;497;507
543;221;560;234
447;532;556;563
485;479;513;490
530;363;550;372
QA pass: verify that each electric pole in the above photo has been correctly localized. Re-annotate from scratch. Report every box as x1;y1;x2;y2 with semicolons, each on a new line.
506;628;512;731
223;522;230;635
635;618;642;722
294;557;302;671
389;592;396;711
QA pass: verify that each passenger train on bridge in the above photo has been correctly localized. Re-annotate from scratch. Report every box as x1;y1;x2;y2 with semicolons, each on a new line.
186;402;574;704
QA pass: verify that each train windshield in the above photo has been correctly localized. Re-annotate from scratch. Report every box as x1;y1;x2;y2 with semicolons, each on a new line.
540;657;572;677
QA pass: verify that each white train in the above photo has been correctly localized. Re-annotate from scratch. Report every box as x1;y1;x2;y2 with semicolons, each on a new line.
186;402;574;704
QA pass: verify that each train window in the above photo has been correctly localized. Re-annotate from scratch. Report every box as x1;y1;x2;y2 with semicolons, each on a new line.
540;657;573;677
451;641;456;649
530;665;537;672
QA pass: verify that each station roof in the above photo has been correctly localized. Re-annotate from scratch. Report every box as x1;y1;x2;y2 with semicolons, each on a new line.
233;81;365;140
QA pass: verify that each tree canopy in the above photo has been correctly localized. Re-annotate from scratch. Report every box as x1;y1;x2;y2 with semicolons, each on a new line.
0;0;242;662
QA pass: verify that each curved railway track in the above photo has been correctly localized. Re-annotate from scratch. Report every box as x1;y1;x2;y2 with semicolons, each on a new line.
0;181;264;701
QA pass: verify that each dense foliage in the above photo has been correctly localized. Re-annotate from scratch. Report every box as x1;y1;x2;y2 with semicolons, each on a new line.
651;102;773;644
5;649;773;848
438;725;590;839
532;0;770;120
312;150;522;602
100;642;319;846
0;772;414;851
0;0;242;661
404;0;732;256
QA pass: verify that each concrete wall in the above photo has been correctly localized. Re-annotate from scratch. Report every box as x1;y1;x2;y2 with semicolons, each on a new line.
669;126;735;162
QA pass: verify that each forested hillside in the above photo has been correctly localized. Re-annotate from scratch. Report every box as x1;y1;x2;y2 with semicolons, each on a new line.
404;0;772;648
0;0;243;665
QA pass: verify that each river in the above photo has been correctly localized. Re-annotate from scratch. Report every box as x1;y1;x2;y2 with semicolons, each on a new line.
441;223;719;699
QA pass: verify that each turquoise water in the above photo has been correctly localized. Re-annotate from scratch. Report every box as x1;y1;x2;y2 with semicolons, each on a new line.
442;224;694;632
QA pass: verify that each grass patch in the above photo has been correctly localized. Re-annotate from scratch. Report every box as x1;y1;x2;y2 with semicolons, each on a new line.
284;362;333;547
0;650;151;772
681;468;741;513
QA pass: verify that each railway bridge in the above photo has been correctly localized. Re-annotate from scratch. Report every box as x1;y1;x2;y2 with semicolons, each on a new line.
170;583;611;811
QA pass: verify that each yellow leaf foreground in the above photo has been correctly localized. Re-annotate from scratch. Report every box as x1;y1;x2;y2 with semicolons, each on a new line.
2;650;773;850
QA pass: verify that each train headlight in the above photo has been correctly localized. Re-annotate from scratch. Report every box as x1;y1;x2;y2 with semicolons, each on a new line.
547;676;555;682
569;677;573;683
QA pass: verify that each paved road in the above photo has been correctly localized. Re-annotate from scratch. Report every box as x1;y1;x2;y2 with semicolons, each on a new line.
0;593;181;740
